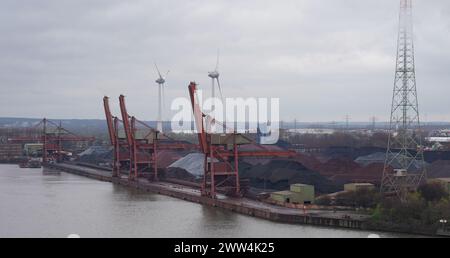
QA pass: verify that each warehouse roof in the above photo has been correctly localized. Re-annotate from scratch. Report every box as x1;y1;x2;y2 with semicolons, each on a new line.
291;183;311;187
434;178;450;183
345;183;374;186
271;191;294;196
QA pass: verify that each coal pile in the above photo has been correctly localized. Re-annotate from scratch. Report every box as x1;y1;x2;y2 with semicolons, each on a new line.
354;152;386;166
77;145;113;165
424;151;450;163
427;160;450;178
165;167;197;181
156;150;192;169
354;152;427;172
241;157;272;166
158;150;197;180
239;159;340;193
292;154;384;184
322;146;385;160
317;158;360;175
294;153;322;171
339;163;384;184
168;153;205;178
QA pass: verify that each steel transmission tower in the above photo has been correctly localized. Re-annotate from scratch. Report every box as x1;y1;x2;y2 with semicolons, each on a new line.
381;0;426;199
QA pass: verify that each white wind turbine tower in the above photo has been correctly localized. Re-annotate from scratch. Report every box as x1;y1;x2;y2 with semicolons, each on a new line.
207;51;225;133
154;63;168;132
208;50;224;112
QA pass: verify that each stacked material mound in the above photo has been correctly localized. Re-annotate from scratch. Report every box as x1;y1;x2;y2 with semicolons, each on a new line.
322;146;385;160
164;167;197;181
354;152;427;172
78;145;112;156
297;155;384;184
294;153;322;171
156;150;192;169
77;146;113;164
317;158;360;176
241;157;272;166
332;163;384;184
423;151;450;163
240;159;339;194
353;163;385;183
240;144;292;166
427;160;450;178
168;153;205;178
239;144;286;152
241;151;384;187
354;152;386;166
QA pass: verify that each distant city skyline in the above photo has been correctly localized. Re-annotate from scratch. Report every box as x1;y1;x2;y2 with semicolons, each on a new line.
1;0;450;122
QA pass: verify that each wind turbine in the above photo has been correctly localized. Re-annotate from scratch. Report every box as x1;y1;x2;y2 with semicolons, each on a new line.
207;50;226;133
154;63;168;132
208;50;224;112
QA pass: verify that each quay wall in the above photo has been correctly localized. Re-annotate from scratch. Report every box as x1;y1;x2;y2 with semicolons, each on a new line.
45;162;367;230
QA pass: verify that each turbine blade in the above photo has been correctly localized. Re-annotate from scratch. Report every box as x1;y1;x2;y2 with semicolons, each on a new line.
154;63;163;78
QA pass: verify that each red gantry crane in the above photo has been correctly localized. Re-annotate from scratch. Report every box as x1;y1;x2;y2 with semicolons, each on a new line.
8;118;95;163
119;94;159;181
103;96;132;178
188;82;296;198
104;95;197;181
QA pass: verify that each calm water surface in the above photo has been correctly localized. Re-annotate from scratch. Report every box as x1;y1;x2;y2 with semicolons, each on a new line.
0;164;410;238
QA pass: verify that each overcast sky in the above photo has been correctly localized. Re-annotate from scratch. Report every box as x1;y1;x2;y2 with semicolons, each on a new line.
1;0;449;122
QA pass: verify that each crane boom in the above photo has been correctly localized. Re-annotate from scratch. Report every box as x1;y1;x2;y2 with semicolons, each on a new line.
188;82;208;154
119;95;134;146
103;96;116;146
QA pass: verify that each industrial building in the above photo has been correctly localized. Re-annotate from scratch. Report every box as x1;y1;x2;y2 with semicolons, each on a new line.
344;183;375;192
24;143;43;156
270;184;315;204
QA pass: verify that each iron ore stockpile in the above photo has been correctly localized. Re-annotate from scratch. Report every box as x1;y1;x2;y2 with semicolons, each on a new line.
12;127;450;197
76;144;400;194
6;115;447;197
239;159;339;194
77;146;113;165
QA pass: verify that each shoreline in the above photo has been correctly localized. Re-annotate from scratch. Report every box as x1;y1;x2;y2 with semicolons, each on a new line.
40;162;439;237
2;161;438;237
44;162;370;230
43;162;443;237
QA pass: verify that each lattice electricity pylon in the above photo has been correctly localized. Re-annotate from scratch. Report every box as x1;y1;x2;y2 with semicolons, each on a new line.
381;0;426;200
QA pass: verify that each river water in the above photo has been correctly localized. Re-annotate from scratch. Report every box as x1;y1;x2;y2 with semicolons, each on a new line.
0;164;409;238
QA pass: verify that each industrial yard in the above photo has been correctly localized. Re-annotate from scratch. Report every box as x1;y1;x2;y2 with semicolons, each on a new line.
1;112;450;236
2;118;450;197
1;74;450;237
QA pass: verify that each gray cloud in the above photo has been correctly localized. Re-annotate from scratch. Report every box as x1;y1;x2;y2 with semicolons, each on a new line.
1;0;449;122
